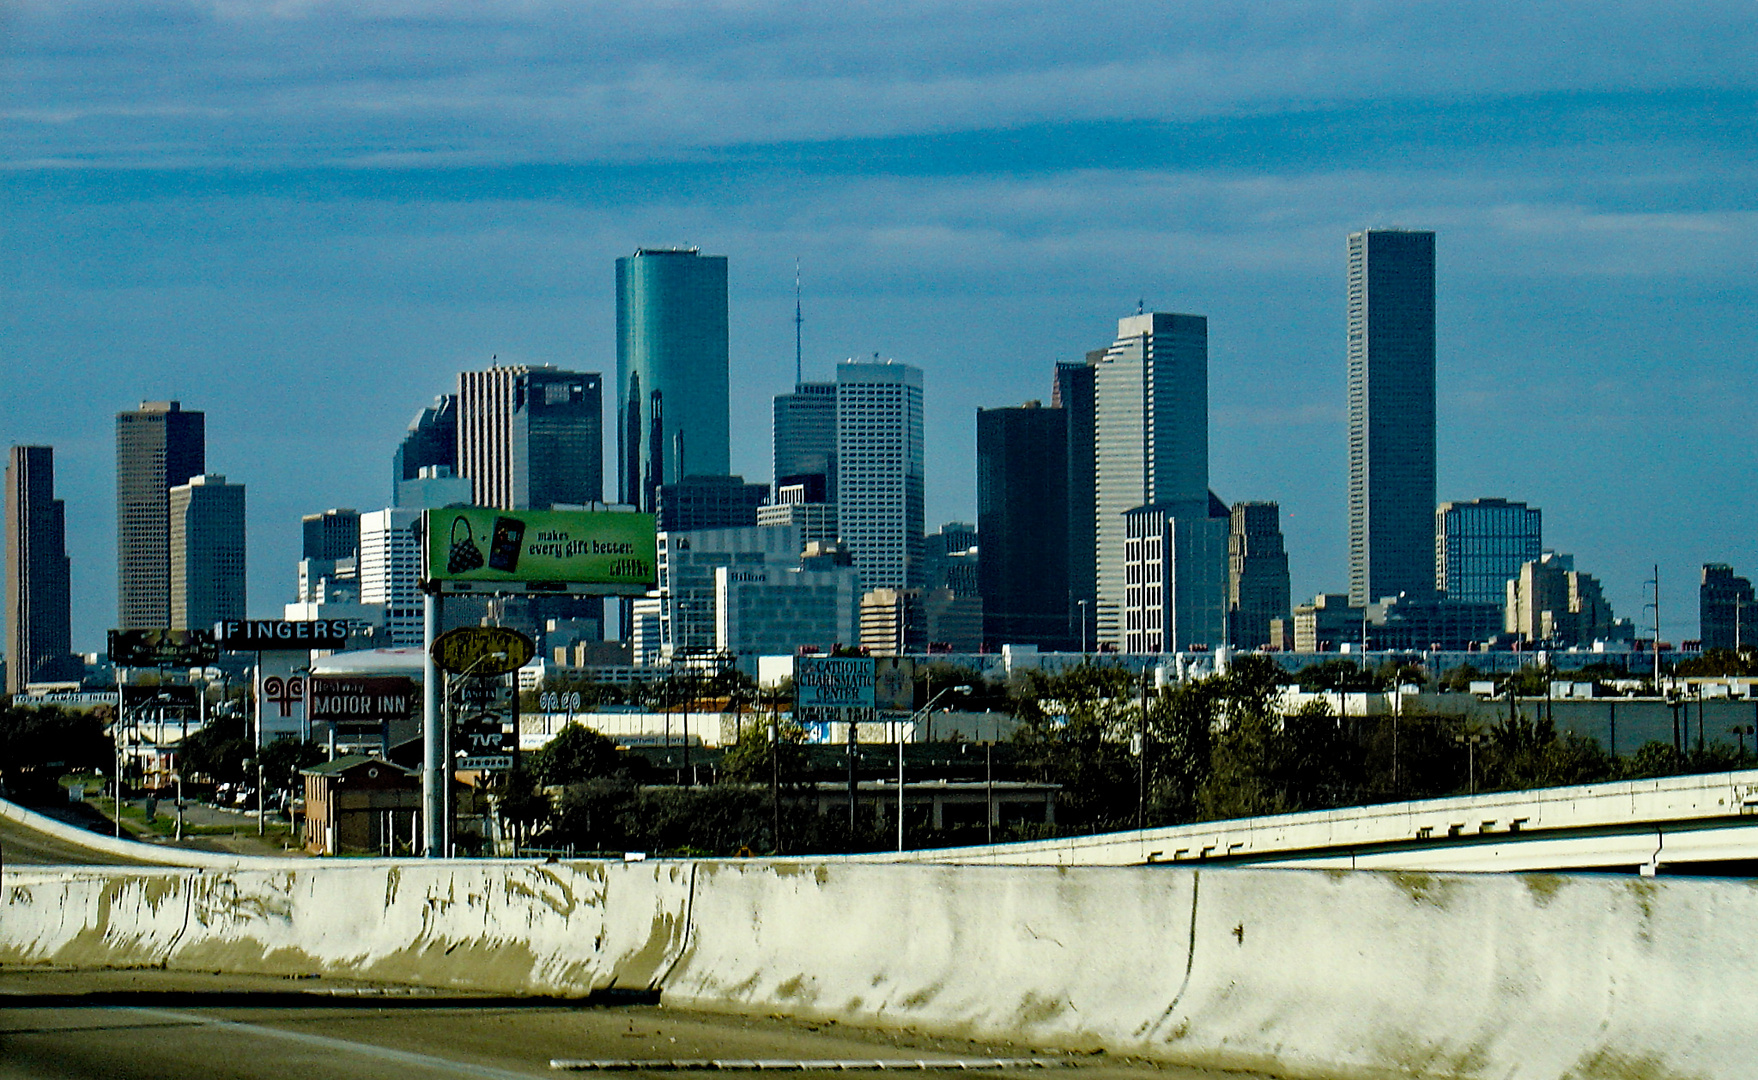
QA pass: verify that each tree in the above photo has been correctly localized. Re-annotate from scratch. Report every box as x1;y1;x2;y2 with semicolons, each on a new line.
257;738;325;792
1011;665;1142;831
0;705;110;802
718;715;809;783
180;714;252;786
530;723;622;786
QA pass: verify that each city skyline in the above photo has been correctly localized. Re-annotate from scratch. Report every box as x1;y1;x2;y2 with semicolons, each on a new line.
2;3;1752;651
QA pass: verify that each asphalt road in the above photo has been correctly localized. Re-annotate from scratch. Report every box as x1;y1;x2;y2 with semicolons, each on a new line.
0;814;145;868
0;970;1259;1080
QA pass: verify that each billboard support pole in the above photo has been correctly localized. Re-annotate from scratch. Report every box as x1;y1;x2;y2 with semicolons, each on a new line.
423;591;445;857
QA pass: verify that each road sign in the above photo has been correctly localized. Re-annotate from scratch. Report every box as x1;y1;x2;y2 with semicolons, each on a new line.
430;626;535;675
458;755;513;771
456;722;513;756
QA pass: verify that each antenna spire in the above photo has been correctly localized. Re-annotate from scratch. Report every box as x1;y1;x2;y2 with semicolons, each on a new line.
794;258;803;387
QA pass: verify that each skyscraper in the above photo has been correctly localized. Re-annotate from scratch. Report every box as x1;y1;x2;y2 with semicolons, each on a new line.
836;359;924;592
773;381;837;495
457;366;602;511
1093;313;1215;647
1227;502;1291;650
1700;563;1755;651
116;401;205;629
1054;358;1098;637
1347;229;1436;607
303;508;360;561
1435;498;1542;606
359;508;423;648
169;474;246;631
392;394;457;500
616;248;730;511
977;403;1070;648
5;446;75;693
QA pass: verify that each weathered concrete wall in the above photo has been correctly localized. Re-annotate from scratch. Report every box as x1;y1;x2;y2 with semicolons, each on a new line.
4;860;1752;1079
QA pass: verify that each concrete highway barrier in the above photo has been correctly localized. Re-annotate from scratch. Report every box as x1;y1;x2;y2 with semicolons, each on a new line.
3;859;1750;1079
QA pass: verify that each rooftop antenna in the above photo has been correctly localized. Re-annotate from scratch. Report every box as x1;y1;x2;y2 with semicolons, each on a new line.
794;258;803;387
1137;298;1145;315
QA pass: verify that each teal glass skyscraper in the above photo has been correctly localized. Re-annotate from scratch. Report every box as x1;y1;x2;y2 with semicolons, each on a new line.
1347;229;1436;607
616;248;730;512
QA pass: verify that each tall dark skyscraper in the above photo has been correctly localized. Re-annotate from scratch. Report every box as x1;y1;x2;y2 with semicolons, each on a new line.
116;401;205;630
977;404;1071;649
392;394;457;497
169;474;246;631
5;446;75;694
773;381;837;496
616;248;730;512
1227;501;1290;650
1700;563;1755;651
458;366;603;511
1053;357;1097;638
302;508;360;561
1347;229;1436;607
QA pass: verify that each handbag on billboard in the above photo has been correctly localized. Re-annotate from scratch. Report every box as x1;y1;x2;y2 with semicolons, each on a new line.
447;515;485;574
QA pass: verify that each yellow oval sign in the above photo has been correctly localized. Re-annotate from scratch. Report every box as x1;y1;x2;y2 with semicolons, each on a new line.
430;626;535;676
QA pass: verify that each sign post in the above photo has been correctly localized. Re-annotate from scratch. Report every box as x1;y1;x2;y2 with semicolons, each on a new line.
419;509;656;858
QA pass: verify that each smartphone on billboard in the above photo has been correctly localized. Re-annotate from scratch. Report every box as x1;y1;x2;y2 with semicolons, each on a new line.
488;516;526;573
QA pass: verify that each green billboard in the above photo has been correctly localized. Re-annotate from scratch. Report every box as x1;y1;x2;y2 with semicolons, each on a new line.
424;509;657;596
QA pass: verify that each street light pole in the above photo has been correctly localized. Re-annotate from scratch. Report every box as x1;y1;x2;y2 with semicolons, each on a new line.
1078;601;1089;655
898;685;968;852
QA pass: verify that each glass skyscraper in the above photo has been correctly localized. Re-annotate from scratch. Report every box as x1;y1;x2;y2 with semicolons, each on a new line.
616;248;730;512
116;400;205;629
836;359;924;592
1435;498;1542;606
773;381;837;495
1348;229;1437;607
458;365;603;511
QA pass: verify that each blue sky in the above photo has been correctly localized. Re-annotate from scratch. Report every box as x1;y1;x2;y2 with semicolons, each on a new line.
3;1;1755;651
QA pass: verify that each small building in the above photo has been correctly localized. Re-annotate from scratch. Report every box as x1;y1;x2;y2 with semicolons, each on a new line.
301;754;420;856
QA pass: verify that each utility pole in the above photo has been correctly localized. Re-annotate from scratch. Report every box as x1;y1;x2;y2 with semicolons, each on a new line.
1137;668;1149;831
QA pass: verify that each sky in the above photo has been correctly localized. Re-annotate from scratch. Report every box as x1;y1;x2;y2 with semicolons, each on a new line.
2;0;1754;653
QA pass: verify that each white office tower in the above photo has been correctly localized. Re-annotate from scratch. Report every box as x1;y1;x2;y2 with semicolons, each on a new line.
1093;313;1223;650
358;508;422;647
835;360;924;591
756;484;839;548
656;525;802;660
715;563;861;658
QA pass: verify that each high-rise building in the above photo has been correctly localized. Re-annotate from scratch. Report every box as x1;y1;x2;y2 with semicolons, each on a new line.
168;474;246;631
1093;313;1215;647
616;248;730;511
359;508;423;648
977;404;1071;648
655;524;801;659
1506;552;1616;646
1292;594;1364;653
715;563;861;659
757;487;838;550
302;508;360;561
116;401;205;629
1347;229;1437;607
391;394;457;500
1054;358;1098;638
1435;498;1542;606
1227;502;1290;650
836;359;925;592
5;446;76;693
773;381;837;497
458;366;603;511
1122;503;1229;654
655;475;769;532
1700;563;1756;651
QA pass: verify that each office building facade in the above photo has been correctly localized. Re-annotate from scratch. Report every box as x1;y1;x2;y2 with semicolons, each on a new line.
392;394;457;499
656;525;801;660
836;360;925;592
1228;501;1291;650
1093;313;1214;648
5;446;76;693
757;498;838;550
1292;594;1365;653
656;475;769;532
977;404;1070;648
169;474;246;631
1053;358;1098;638
1436;498;1542;606
715;564;861;658
1122;504;1229;654
1506;552;1615;646
303;508;359;561
1700;563;1755;651
359;508;423;648
773;381;837;496
1347;229;1436;607
458;365;603;511
617;249;730;511
116;401;205;629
